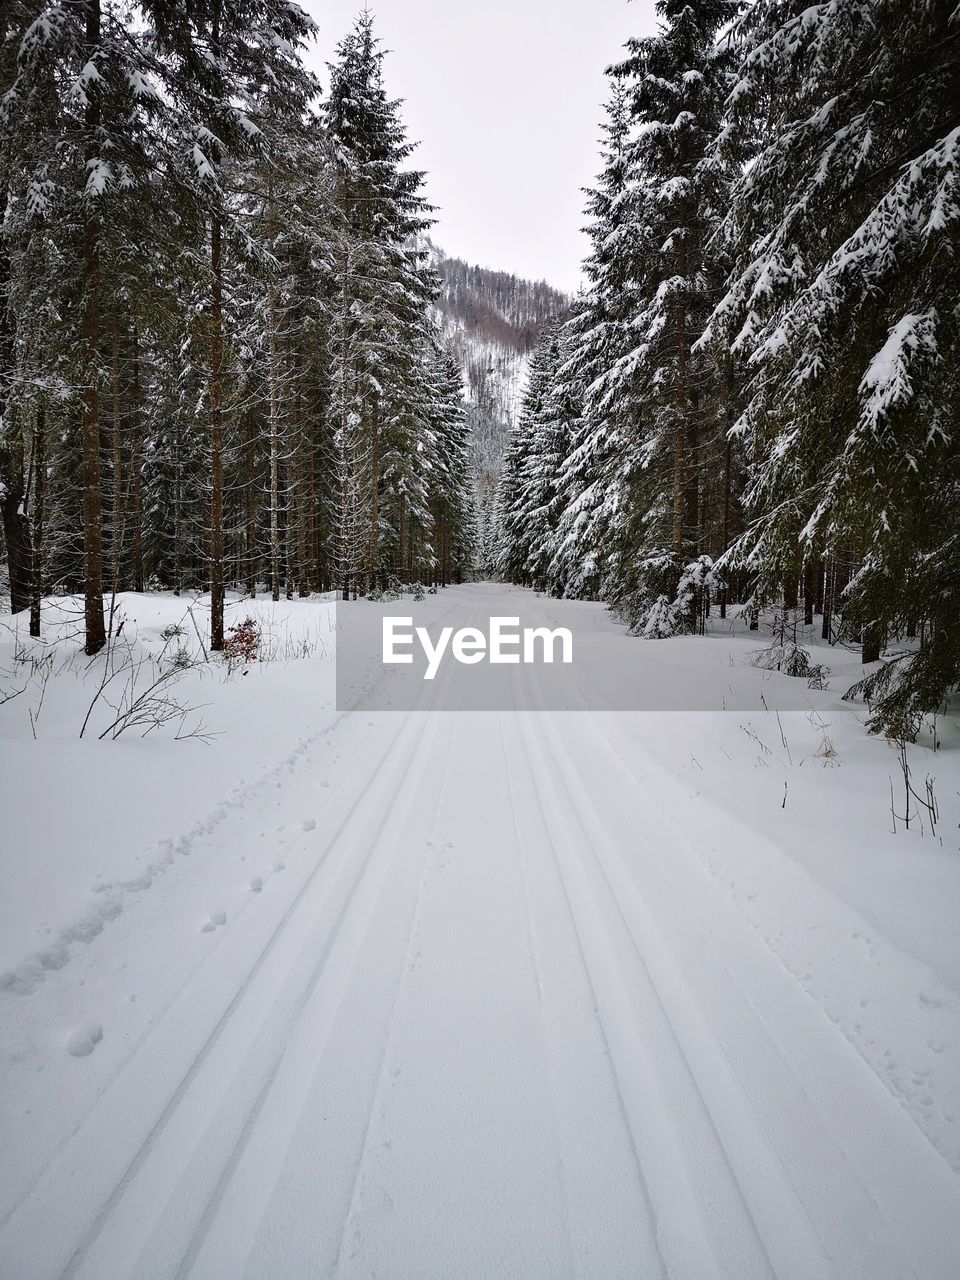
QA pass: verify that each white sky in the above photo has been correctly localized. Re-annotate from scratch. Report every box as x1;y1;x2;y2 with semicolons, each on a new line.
301;0;659;293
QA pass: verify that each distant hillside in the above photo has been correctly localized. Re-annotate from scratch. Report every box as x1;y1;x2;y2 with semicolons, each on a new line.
434;255;568;354
427;244;569;477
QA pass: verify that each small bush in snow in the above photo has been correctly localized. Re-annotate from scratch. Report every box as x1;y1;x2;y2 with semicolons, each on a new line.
751;639;828;688
168;644;193;671
622;553;720;638
224;617;261;664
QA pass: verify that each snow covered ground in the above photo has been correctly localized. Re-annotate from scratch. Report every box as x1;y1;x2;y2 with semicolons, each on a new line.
1;584;958;1279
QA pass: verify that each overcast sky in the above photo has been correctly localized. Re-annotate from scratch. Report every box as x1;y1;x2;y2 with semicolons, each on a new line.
301;0;659;293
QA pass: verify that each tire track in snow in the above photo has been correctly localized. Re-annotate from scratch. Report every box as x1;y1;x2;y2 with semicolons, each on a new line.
505;709;773;1280
498;707;664;1279
329;710;458;1278
167;712;456;1280
0;704;398;1230
516;709;818;1279
0;601;471;1233
595;709;960;1172
522;590;960;1180
65;627;469;1280
530;704;960;1279
0;702;439;1280
0;596;466;999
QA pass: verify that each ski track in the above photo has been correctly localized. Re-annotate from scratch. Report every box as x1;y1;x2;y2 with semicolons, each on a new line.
2;586;959;1278
0;702;398;1225
519;590;960;1179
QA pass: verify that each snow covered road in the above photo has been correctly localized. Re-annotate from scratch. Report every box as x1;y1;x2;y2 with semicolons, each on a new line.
2;586;959;1278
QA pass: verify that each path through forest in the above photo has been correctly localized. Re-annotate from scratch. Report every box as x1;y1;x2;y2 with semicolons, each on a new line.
1;586;959;1279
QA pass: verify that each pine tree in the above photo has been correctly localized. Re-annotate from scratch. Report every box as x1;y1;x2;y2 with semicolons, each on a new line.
713;0;960;731
426;347;474;585
322;12;437;596
594;0;739;632
498;322;575;589
508;7;739;629
1;0;317;649
0;8;491;653
546;86;639;602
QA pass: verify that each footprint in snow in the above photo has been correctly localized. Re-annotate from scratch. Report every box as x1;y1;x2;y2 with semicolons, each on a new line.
302;818;316;831
201;910;227;932
67;1024;103;1057
250;877;263;893
272;860;286;872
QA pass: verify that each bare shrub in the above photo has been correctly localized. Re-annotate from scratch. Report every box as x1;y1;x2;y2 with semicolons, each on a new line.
223;617;261;664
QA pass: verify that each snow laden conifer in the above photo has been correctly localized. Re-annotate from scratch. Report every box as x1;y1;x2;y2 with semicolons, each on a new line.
711;0;960;733
595;0;739;634
521;2;739;630
425;348;475;585
1;6;468;626
546;84;634;602
1;0;318;650
498;320;578;591
2;0;193;652
235;102;340;601
322;12;442;597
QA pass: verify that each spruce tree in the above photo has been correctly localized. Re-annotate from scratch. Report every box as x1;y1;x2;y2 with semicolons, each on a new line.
597;0;738;632
713;0;960;731
322;12;436;595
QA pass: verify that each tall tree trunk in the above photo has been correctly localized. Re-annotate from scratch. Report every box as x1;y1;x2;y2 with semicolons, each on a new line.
131;328;144;591
208;0;226;648
110;308;123;596
369;396;379;592
0;192;34;614
684;399;699;554
268;306;280;600
719;434;731;619
245;414;256;597
834;550;854;638
81;0;106;654
719;353;737;617
297;379;311;597
304;405;320;592
266;178;281;602
783;566;798;612
861;622;883;664
398;491;405;582
284;444;294;600
338;242;352;603
813;556;824;617
821;555;834;641
173;417;183;596
673;192;691;565
673;315;687;558
0;413;32;615
29;402;45;638
209;214;225;649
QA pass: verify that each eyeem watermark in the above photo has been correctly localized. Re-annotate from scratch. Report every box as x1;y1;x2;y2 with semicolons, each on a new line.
383;616;573;680
336;594;804;710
